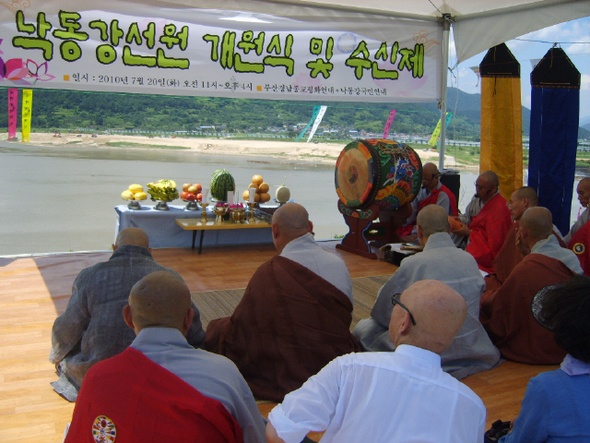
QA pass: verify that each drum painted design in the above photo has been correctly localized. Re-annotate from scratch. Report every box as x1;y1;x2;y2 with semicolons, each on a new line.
335;139;422;211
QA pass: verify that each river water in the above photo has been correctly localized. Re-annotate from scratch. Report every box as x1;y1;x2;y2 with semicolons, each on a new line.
0;141;583;256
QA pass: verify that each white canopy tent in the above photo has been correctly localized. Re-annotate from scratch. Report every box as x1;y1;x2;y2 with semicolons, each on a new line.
1;0;589;165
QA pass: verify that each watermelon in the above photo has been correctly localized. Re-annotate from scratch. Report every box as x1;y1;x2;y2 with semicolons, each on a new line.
210;169;236;201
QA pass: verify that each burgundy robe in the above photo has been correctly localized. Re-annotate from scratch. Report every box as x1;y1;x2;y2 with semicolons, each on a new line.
485;222;567;291
205;256;360;402
66;347;243;443
466;193;512;273
480;254;575;364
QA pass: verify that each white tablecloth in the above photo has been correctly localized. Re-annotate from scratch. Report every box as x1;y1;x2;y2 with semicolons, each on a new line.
115;204;273;249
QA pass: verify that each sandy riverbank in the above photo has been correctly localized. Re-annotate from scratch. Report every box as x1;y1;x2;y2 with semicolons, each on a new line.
13;132;469;169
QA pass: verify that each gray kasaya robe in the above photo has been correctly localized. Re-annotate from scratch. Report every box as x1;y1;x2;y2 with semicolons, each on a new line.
353;232;501;379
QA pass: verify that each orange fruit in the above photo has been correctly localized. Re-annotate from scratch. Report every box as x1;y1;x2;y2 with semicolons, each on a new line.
259;192;271;203
242;190;250;201
252;174;264;185
248;182;259;191
258;182;270;193
253;192;261;202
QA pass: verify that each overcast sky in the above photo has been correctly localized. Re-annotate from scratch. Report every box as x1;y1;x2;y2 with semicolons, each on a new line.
451;16;590;122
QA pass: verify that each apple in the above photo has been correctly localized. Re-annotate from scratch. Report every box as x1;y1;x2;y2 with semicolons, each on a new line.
180;191;190;200
182;183;191;192
187;185;198;193
192;183;203;193
196;193;202;202
186;193;197;201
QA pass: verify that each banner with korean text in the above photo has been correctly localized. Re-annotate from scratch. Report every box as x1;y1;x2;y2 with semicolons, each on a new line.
0;1;441;103
21;89;32;142
8;88;18;139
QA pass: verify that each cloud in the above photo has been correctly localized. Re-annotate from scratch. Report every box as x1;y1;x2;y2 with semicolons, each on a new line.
581;74;590;91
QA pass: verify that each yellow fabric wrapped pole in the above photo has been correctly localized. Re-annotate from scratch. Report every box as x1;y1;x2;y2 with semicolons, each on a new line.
479;44;523;201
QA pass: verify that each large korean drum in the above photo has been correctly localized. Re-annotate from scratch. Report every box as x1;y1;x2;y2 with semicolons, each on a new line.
335;139;422;211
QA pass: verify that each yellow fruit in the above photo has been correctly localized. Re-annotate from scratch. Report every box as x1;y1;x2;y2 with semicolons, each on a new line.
258;182;269;193
128;184;143;194
121;190;135;200
276;185;291;203
259;192;271;203
242;190;250;201
252;174;263;185
135;192;148;201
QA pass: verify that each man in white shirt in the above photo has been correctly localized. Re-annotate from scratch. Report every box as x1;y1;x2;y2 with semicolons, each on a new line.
266;280;486;443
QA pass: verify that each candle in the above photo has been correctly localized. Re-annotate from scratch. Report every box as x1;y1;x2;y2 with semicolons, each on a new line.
227;191;234;205
248;187;257;203
202;187;209;202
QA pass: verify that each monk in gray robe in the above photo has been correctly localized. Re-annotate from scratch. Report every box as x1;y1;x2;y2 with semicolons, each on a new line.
354;205;501;379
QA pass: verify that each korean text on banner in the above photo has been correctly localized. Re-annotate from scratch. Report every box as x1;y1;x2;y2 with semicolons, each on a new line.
0;2;441;102
21;89;32;142
8;89;18;140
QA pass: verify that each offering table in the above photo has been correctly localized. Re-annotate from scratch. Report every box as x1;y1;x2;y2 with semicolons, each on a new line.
175;218;272;254
115;205;272;249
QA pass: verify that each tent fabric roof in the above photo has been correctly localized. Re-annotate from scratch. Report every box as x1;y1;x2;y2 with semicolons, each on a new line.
131;0;590;63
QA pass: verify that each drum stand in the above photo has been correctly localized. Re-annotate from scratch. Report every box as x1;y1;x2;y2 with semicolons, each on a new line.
336;200;411;259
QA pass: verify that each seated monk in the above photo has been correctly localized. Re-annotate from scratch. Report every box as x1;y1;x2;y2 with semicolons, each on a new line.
485;186;566;292
453;170;512;273
565;178;590;275
354;205;500;380
205;203;360;402
398;162;458;242
480;207;583;364
65;271;266;443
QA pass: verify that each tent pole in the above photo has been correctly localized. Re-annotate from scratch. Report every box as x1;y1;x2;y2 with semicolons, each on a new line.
438;14;452;171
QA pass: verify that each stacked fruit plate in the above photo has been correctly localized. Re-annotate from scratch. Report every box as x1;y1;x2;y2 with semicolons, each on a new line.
180;183;203;211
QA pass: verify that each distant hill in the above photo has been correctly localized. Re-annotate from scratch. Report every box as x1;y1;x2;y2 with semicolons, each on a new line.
0;86;587;139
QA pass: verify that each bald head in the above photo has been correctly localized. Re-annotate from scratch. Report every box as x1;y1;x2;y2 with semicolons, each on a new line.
509;187;538;221
124;271;193;334
271;203;313;253
479;171;499;187
416;205;450;239
422;163;440;191
520;206;553;242
475;171;499;203
115;228;149;249
389;280;467;355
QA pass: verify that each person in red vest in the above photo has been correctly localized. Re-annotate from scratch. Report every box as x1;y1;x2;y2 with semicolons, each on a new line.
398;162;458;242
65;270;266;443
453;171;512;273
566;178;590;275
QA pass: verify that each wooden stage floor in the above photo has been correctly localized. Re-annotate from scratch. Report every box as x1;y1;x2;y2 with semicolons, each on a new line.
0;242;557;442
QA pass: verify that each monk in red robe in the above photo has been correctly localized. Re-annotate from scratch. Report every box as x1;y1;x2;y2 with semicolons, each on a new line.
480;207;582;364
398;162;458;241
454;171;512;273
485;186;566;291
65;271;265;443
